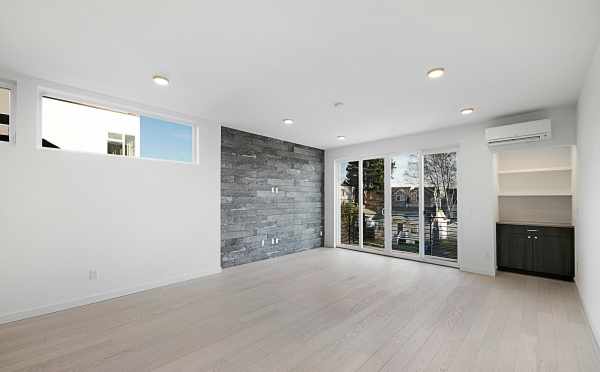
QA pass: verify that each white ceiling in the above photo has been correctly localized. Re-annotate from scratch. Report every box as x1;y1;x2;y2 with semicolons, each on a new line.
1;0;599;149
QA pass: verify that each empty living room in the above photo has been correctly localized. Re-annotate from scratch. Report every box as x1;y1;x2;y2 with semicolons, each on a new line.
2;1;600;371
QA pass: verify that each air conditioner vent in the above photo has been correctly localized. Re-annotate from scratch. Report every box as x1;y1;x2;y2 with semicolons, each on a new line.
485;119;551;146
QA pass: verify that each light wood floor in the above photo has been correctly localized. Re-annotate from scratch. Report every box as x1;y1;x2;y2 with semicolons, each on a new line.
1;248;598;372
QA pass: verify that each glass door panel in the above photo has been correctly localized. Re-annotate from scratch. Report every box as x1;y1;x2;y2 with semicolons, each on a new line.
362;158;385;250
391;153;420;254
339;161;359;247
423;152;458;260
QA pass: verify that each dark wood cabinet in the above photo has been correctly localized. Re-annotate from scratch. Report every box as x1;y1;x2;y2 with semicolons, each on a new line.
498;227;531;270
496;224;574;281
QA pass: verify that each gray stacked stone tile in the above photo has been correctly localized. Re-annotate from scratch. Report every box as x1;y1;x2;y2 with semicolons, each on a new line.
221;127;324;268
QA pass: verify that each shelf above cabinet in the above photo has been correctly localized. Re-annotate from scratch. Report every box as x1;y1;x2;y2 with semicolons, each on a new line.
497;166;571;174
498;192;572;197
497;167;572;197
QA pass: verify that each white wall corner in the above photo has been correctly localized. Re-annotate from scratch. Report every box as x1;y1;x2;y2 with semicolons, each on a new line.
460;265;496;277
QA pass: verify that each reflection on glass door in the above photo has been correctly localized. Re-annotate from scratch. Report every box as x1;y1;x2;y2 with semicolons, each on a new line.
339;161;359;247
362;159;385;249
423;152;458;260
391;153;420;254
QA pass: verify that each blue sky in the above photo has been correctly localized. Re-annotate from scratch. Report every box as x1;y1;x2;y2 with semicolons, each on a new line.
140;116;192;162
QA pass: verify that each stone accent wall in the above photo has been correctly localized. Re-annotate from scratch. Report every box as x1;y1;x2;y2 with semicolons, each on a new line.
221;127;324;268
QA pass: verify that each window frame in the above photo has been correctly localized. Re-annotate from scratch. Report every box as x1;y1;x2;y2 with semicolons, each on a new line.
38;88;198;164
0;79;17;145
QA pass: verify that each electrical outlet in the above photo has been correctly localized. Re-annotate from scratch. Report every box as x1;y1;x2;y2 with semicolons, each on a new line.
275;238;279;244
320;231;323;237
261;239;265;247
88;270;98;280
275;187;279;194
271;238;275;245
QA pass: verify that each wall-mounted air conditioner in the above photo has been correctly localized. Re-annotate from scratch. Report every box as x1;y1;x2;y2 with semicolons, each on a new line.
485;119;551;146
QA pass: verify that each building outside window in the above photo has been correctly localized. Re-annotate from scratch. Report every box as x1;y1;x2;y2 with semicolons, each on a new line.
107;132;136;157
0;87;11;142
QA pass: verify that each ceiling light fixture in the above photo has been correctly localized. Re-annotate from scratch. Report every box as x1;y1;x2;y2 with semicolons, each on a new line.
427;68;445;79
337;136;346;141
282;118;294;125
152;75;170;86
460;107;475;115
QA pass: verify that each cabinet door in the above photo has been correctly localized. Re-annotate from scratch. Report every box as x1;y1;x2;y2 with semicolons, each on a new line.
498;231;532;271
533;231;574;277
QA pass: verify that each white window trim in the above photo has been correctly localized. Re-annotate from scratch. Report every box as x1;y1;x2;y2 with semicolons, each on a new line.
0;79;17;144
334;146;461;269
37;87;198;165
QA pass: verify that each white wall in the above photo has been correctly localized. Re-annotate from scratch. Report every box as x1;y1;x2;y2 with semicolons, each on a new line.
324;106;577;276
0;70;222;324
576;44;600;349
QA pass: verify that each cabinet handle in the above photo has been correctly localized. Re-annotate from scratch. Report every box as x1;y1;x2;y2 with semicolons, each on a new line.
527;229;538;232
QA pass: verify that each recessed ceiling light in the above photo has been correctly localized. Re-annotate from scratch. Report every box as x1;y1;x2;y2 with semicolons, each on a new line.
460;107;475;115
282;118;294;125
337;136;346;141
152;75;169;86
427;68;445;79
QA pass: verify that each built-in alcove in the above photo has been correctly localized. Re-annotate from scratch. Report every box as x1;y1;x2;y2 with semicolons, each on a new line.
495;145;576;280
495;146;575;226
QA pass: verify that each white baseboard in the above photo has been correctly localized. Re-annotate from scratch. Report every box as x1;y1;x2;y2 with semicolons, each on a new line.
0;268;222;325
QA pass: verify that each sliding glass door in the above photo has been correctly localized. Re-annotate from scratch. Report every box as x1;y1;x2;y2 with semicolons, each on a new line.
362;159;385;250
338;161;359;248
337;150;458;264
423;151;458;260
391;153;420;254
